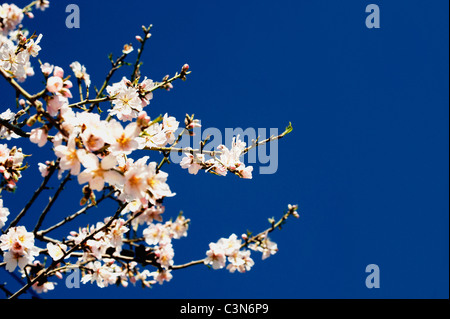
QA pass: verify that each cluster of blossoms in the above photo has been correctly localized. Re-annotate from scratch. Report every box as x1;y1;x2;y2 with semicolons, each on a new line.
0;2;297;298
106;76;155;121
0;3;23;35
205;234;255;273
0;26;42;82
0;226;39;272
60;211;189;288
0;143;25;190
204;232;279;273
0;1;49;83
0;108;20;139
180;135;253;179
0;1;49;36
70;61;91;88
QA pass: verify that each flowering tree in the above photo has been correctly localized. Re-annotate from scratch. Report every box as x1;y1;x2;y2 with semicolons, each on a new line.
0;1;298;298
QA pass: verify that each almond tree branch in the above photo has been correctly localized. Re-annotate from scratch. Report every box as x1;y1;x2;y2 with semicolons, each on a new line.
36;188;116;236
131;25;152;82
33;172;72;234
170;205;299;271
67;96;111;109
242;122;293;155
0;118;30;138
6;162;58;231
88;53;128;112
0;67;69;137
9;203;126;299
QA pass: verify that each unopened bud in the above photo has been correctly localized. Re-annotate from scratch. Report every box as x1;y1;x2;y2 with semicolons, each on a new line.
136;35;143;42
80;197;88;206
26;114;38;127
35;101;44;114
181;64;189;73
137;111;151;127
164;83;173;91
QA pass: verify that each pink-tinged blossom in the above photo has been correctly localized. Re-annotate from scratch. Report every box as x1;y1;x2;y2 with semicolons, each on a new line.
145;162;176;204
119;157;175;205
46;95;68;117
54;136;84;175
168;215;190;239
35;0;50;11
16;60;35;82
0;41;29;79
226;250;254;273
26;34;42;57
106;120;140;155
29;128;48;147
81;260;119;288
77;153;124;191
136;122;167;149
162;113;179;144
70;61;91;87
104;218;129;253
137;77;155;106
180;152;205;175
218;234;242;256
122;43;133;55
76;112;106;148
237;165;253;179
53;66;64;78
204;242;227;270
130;204;165;227
38;162;51;177
46;66;73;98
40;62;53;76
32;281;56;294
46;242;68;261
131;269;154;288
0;4;24;34
0;144;25;190
143;223;171;246
107;78;142;121
122;158;151;202
155;243;174;268
0;198;10;229
151;269;173;285
46;76;63;93
210;135;254;179
80;127;106;152
0;226;39;272
0;109;20;139
249;236;278;260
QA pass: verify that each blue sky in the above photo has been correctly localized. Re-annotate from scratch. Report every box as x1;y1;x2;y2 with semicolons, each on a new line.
0;0;448;299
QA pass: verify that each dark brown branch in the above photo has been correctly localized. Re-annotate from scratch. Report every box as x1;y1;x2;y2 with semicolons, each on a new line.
33;172;72;234
6;163;57;230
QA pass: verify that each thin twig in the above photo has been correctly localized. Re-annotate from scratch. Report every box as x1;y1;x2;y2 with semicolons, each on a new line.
33;172;72;234
37;189;115;236
170;206;299;271
9;204;126;299
6;163;57;231
131;25;152;82
0;119;30;138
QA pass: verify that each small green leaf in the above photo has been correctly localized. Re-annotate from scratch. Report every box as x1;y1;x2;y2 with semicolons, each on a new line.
281;122;293;137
